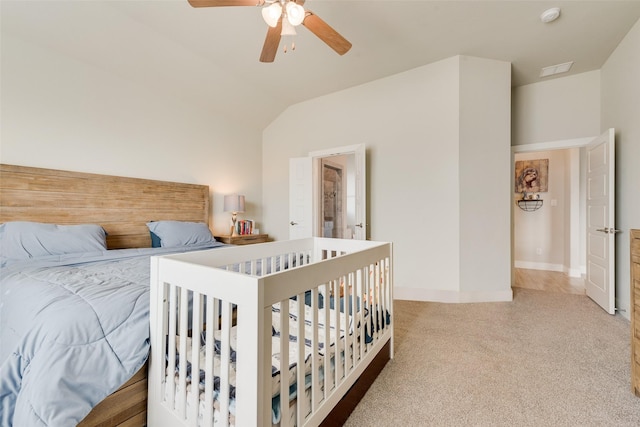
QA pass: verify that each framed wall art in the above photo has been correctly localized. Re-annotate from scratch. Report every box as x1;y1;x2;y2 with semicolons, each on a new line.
515;158;548;193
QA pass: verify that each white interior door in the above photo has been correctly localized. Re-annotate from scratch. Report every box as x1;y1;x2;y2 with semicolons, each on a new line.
289;157;313;239
586;128;616;314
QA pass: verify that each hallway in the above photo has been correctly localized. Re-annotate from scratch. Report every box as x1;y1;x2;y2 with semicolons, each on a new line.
513;268;585;295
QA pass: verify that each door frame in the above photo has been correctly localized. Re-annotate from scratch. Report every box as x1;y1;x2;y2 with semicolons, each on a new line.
309;144;366;240
511;136;594;285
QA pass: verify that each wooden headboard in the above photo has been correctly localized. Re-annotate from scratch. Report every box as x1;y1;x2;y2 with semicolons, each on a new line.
0;164;210;249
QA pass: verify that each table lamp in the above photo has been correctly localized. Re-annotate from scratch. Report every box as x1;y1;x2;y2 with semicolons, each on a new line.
224;194;245;236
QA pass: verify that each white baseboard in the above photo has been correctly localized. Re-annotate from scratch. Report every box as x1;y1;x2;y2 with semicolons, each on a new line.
567;267;582;278
514;261;564;272
394;286;513;303
515;260;585;278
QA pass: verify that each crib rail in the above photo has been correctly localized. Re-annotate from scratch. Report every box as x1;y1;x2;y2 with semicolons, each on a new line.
148;238;393;427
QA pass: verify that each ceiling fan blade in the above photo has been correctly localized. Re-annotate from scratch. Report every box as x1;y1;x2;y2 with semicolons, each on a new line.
260;19;282;63
303;11;352;56
188;0;264;7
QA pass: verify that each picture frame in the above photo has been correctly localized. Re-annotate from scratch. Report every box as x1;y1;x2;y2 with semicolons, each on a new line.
515;159;548;193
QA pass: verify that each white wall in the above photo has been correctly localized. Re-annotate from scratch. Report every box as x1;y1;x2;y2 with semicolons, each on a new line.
0;35;264;235
263;55;512;303
512;71;601;146
458;56;512;297
601;18;640;318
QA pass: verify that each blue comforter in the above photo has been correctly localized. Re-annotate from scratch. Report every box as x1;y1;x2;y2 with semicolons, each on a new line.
0;243;224;427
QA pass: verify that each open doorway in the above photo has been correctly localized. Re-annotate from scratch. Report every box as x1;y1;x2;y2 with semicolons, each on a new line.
511;130;617;314
512;147;585;294
512;138;591;295
289;144;366;240
321;158;346;238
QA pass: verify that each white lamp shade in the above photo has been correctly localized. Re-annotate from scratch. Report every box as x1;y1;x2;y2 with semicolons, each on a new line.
262;3;282;28
285;2;305;26
224;194;245;213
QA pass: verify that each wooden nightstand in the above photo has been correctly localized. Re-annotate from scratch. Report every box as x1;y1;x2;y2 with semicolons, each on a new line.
214;234;270;245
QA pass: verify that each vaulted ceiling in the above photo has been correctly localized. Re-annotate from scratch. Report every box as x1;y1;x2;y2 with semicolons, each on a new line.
3;1;640;129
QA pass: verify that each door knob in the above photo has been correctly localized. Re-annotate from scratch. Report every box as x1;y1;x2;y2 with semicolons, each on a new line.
596;227;622;234
355;223;363;228
290;221;298;226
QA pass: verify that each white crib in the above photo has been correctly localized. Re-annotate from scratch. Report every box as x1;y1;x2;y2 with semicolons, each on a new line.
148;237;393;427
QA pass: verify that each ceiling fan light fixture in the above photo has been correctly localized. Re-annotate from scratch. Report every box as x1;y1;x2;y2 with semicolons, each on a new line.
262;3;282;28
281;18;297;36
285;1;305;26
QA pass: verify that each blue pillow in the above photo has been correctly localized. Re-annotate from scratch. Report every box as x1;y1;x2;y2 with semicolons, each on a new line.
146;221;216;248
150;231;162;248
0;221;107;261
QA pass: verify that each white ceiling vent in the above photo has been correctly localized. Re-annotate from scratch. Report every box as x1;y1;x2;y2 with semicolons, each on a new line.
540;61;574;77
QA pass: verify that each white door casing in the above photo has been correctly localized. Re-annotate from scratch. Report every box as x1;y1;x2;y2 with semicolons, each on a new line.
586;128;616;314
352;144;366;240
289;157;314;239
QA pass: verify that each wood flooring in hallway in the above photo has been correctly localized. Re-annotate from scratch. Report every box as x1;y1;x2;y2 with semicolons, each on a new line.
513;268;585;295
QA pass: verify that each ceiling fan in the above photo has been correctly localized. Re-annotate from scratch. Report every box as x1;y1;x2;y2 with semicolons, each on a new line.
188;0;352;63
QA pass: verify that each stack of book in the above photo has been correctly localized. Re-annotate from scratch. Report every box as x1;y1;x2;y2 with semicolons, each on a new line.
235;220;254;235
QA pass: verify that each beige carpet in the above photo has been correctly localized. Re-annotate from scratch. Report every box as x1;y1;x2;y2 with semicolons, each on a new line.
344;288;640;426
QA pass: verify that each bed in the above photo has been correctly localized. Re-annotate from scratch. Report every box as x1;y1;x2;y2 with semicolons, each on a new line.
0;164;393;427
0;164;215;426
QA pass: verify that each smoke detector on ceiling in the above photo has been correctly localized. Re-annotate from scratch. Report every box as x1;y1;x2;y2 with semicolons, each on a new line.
540;7;561;23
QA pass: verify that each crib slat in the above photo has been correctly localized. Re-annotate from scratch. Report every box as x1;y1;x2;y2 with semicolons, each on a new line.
372;263;379;343
349;271;357;371
263;305;274;427
279;299;290;426
364;265;371;353
380;258;387;334
189;291;202;423
296;293;305;427
333;279;341;387
323;283;331;397
357;268;365;361
386;255;395;358
378;261;383;340
167;284;177;410
203;295;215;427
219;301;232;427
177;287;189;418
260;258;267;276
310;287;319;412
340;276;348;377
